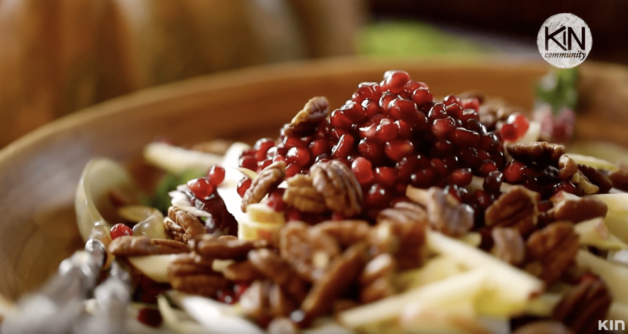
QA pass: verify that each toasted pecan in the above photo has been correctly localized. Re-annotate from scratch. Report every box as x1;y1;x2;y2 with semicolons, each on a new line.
282;97;329;137
485;186;538;236
109;236;188;256
552;279;612;334
242;161;286;212
310;160;363;217
526;222;579;285
283;174;327;213
167;206;206;243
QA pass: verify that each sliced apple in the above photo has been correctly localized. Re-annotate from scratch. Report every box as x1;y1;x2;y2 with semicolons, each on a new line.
564;153;618;172
144;142;223;175
574;218;628;250
576;250;628;303
394;256;463;291
157;295;211;334
128;254;179;283
587;193;628;214
524;293;560;317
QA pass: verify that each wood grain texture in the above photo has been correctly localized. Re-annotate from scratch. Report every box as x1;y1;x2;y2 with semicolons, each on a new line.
0;57;626;301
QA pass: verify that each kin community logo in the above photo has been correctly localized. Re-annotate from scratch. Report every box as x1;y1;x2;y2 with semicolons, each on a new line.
537;13;592;69
599;320;625;331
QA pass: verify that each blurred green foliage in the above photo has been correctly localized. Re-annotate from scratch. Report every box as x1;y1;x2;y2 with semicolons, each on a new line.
145;169;204;214
535;68;579;113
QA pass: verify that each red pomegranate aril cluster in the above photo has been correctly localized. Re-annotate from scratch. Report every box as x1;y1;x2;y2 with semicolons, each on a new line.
111;223;132;240
188;178;215;199
352;157;374;185
237;177;252;198
500;113;530;142
207;165;226;186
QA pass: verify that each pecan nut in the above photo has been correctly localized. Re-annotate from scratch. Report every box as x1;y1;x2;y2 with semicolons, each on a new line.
167;254;228;297
269;283;298;317
507;142;565;166
167;206;206;243
310;220;371;248
552;279;612;334
557;155;578;180
223;260;264;282
548;197;608;223
282;96;329;137
378;202;428;226
571;170;599;195
310;160;363;217
360;277;396;304
374;209;427;270
359;253;396;303
240;280;273;325
609;167;628;191
283;174;326;213
301;243;367;318
242;161;286;212
248;248;309;302
485;186;538;236
109;236;188;256
491;227;525;266
578;164;612;194
192;234;267;260
424;187;474;237
526;222;579;285
279;221;341;282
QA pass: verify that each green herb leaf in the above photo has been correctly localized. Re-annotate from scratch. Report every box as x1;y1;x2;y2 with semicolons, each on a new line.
147;170;204;214
535;68;579;114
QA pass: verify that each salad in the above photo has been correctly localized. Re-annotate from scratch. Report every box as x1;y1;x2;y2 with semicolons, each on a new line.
52;71;628;333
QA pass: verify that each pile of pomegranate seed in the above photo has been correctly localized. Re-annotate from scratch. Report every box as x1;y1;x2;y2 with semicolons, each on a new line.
237;70;570;222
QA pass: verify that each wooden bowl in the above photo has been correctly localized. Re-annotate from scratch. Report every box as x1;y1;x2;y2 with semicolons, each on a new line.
1;57;627;301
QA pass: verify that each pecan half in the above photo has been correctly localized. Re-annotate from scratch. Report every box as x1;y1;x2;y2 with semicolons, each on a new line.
378;202;428;226
310;160;363;217
279;221;341;282
310;220;371;248
373;214;427;271
424;187;474;237
359;253;396;303
167;254;228;297
552;279;612;334
512;321;572;334
507;142;565;166
240;280;273;325
167;206;206;243
491;227;525;266
578;164;612;194
241;161;286;212
548;197;608;223
301;243;367;318
571;170;599;195
609;167;628;191
223;261;264;282
193;234;267;260
485;186;538;236
557;155;578;180
248;248;309;302
283;174;326;213
282;96;329;137
109;236;188;256
526;222;579;285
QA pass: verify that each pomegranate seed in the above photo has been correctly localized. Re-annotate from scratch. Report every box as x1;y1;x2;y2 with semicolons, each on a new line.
523;175;541;192
285;208;302;222
330;109;353;128
431;117;456;139
503;160;526;183
237;177;252;197
553;181;577;194
410;87;433;106
578;273;600;284
430;158;448;177
443;154;460;172
283;136;308;149
137;308;163;328
254;138;275;161
479;133;500;152
475;190;493;210
450;168;473;186
465;120;486;137
332;134;355;159
443;184;461;202
508;113;530;137
358;121;377;140
395;120;412;139
362;99;381;118
315;154;330;163
431;139;455;156
388;98;418;122
382;70;410;94
342;101;367;122
459;147;480;169
374;167;397;188
379;92;396;114
331;128;353;141
461;98;480;111
217;289;235;304
207;165;226;186
477;160;498;177
188;178;214;199
483;171;503;193
257;159;272;171
358;138;385;165
385;140;414;162
491;151;506;169
404;80;427;94
285;163;301;177
352;157;374;185
309;139;330;158
443;94;462;106
351;92;365;105
427;104;447;123
242;148;256;157
445;104;463;119
458;109;480;123
477;150;491;161
500;123;519;142
233;283;250;299
410;168;436;188
238;156;257;171
110;223;132;240
365;183;394;208
267;189;287;211
376;118;399;142
449;128;481;148
286;147;311;166
356;82;383;100
272;155;286;163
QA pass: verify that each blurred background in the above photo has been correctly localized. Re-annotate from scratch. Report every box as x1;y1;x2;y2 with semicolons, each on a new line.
0;0;626;148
